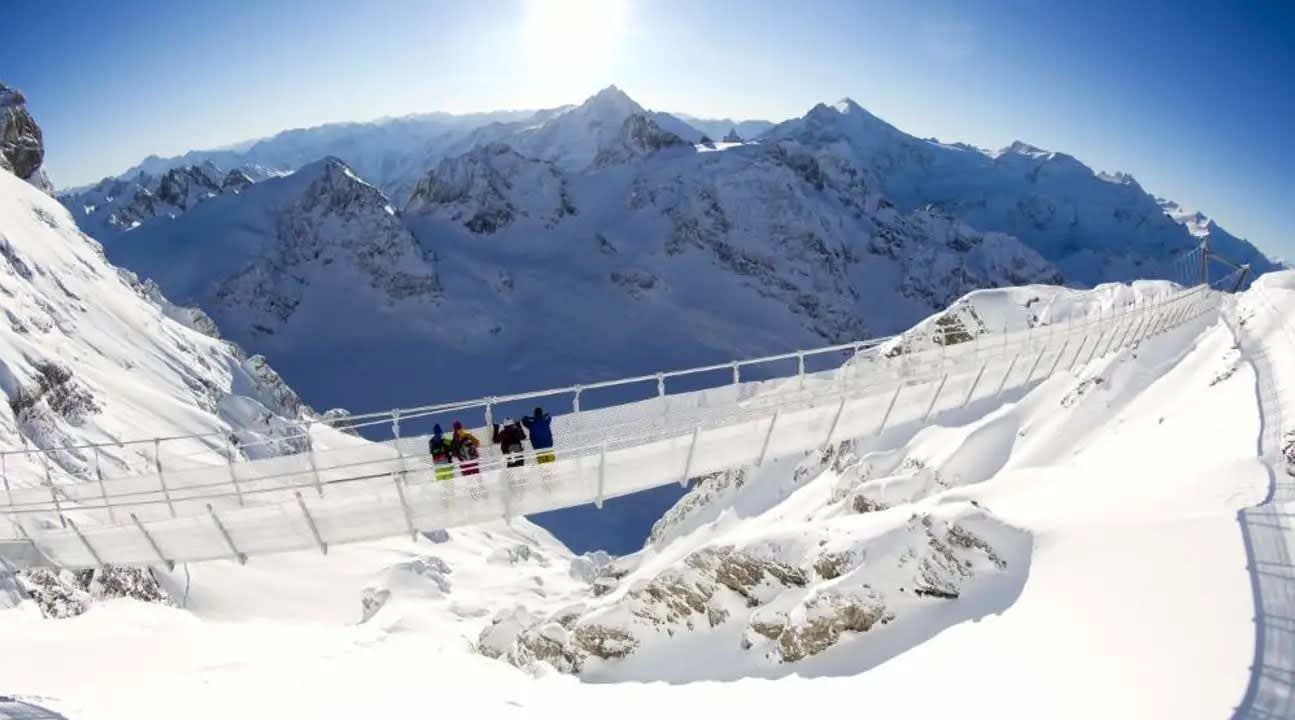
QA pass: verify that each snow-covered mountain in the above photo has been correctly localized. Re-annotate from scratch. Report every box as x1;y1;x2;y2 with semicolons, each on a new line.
71;109;541;208
764;99;1277;284
64;161;274;240
0;87;334;504
68;85;1277;552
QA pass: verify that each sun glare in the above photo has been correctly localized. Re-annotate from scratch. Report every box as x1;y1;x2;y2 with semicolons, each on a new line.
523;0;627;98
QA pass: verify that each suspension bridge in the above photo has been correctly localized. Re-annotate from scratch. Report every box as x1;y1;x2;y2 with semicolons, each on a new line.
0;247;1243;572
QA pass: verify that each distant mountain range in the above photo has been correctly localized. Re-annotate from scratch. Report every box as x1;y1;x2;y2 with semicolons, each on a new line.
58;85;1278;552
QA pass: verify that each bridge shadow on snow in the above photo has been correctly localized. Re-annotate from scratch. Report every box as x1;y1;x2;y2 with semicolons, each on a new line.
1230;324;1295;720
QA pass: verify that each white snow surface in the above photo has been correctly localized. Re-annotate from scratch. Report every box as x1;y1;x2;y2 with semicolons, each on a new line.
5;257;1293;718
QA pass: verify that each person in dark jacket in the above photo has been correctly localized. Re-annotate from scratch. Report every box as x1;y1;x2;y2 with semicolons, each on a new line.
429;423;455;480
492;418;527;468
521;407;555;463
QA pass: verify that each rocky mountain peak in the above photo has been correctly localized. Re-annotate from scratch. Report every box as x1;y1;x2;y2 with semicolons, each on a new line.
593;114;689;167
0;82;53;192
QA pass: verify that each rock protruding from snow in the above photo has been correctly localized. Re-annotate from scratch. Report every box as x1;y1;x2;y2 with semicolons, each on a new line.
593;114;689;168
722;127;743;143
0;83;52;192
481;501;1020;674
14;567;172;619
405;143;576;233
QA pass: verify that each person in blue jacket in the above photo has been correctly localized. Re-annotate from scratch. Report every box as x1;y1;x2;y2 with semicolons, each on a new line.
521;407;555;463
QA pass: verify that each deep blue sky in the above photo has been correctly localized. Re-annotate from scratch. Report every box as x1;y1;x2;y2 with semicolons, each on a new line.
4;0;1292;259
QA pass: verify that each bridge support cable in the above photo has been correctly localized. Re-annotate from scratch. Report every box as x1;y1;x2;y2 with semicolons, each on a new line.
207;504;247;565
130;512;174;571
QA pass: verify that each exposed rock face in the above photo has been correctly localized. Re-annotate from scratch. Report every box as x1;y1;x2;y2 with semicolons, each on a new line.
213;158;440;336
14;567;172;619
405;143;576;233
0;83;52;192
479;502;1018;673
59;161;271;239
592;114;689;168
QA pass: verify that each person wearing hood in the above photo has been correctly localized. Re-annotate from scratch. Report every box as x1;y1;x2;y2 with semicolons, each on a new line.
429;423;455;481
450;420;481;476
521;407;555;463
492;418;528;468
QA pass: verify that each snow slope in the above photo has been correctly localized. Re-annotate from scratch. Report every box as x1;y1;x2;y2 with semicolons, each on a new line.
0;100;333;518
3;272;1290;719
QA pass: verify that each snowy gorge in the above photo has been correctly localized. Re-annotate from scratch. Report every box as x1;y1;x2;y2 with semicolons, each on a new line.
2;78;1294;720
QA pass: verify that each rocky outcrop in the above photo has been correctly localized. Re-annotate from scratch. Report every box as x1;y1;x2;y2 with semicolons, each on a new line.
479;505;1017;673
213;158;440;334
404;143;576;233
593;114;689;168
0;83;52;191
14;567;172;619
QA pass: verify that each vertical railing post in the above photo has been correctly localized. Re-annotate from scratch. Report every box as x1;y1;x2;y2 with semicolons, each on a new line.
295;491;328;556
876;383;904;436
154;438;176;518
93;446;115;523
680;426;700;487
2;452;11;510
43;454;66;528
731;362;740;385
756;410;781;467
65;517;105;571
994;353;1019;398
962;362;988;408
1046;339;1071;378
1083;327;1106;365
207;504;247;565
595;442;607;509
130;513;174;571
1022;348;1047;387
573;386;582;414
1067;335;1090;371
304;421;324;497
392;471;417;541
797;351;806;389
824;396;848;446
225;438;245;507
483;400;493;433
656;373;665;398
922;374;948;421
